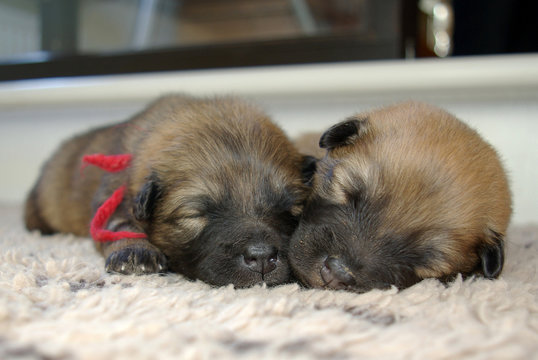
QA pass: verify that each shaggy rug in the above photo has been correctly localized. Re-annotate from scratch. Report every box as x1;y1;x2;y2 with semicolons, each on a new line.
0;203;537;360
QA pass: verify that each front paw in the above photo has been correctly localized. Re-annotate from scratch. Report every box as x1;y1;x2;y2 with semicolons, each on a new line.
105;246;168;275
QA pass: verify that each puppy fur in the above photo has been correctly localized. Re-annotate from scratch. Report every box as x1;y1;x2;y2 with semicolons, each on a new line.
25;95;311;287
289;101;512;292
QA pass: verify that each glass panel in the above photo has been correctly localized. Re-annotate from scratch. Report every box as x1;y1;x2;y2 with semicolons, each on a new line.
0;0;397;59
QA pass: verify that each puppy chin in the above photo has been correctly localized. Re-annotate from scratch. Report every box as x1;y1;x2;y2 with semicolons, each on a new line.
195;260;291;288
260;265;292;287
227;270;291;288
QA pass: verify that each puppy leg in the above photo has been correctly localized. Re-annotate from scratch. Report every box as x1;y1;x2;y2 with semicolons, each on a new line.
93;188;168;275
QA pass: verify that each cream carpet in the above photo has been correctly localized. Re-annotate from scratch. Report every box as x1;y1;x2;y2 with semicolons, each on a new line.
0;204;537;360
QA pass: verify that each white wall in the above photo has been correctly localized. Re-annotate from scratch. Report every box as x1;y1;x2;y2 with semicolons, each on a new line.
1;54;537;224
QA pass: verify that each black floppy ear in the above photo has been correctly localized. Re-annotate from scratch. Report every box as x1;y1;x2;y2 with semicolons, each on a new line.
319;117;368;150
478;229;505;278
134;173;162;222
301;155;317;186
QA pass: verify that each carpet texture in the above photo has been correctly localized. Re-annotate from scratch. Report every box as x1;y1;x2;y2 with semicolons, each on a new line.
0;204;537;360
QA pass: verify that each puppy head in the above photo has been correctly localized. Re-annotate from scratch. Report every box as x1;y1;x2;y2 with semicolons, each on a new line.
290;102;511;292
131;98;312;287
135;170;303;287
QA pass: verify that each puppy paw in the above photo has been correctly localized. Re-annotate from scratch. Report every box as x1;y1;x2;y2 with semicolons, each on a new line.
105;246;168;275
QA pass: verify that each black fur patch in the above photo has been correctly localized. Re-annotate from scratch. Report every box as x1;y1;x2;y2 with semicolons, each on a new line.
301;155;317;186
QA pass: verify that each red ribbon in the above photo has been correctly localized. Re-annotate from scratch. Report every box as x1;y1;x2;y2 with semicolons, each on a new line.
81;153;133;172
82;154;147;242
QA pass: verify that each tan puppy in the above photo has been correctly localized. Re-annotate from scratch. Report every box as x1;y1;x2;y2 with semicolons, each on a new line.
25;95;312;287
289;102;512;292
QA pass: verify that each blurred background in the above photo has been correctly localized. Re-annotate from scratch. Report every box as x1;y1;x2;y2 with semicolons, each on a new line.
0;0;537;79
0;0;537;224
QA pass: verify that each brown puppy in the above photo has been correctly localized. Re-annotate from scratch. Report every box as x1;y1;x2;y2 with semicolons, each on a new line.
25;95;312;287
289;102;512;292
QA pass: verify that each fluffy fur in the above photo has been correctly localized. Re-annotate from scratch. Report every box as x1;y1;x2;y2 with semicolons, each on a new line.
24;95;311;287
290;102;512;292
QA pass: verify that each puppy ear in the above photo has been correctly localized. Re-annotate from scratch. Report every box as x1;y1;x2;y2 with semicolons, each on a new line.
133;173;162;222
478;229;505;278
319;117;368;150
301;155;317;186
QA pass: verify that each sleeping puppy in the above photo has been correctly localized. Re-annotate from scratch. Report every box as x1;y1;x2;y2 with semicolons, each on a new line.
290;101;512;292
25;95;312;288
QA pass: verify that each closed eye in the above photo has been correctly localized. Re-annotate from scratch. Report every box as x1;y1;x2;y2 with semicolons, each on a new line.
166;195;212;224
181;213;205;220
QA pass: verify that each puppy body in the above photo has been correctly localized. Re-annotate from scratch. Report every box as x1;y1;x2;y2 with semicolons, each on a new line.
290;102;511;292
293;132;326;159
25;95;310;287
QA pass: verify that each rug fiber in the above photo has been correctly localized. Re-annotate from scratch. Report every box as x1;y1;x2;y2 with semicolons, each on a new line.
0;204;537;360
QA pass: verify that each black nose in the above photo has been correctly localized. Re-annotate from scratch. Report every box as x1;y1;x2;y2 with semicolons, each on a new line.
242;244;279;275
321;256;356;290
